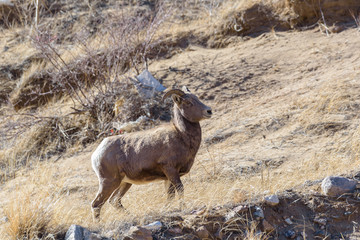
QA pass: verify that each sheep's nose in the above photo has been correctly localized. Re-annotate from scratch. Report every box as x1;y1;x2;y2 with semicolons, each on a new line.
203;108;212;119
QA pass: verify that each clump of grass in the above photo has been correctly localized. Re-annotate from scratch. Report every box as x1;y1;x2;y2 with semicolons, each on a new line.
2;164;71;239
4;193;58;239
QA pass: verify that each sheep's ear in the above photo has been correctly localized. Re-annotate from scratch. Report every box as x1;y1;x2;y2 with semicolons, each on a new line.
182;86;190;93
172;94;182;105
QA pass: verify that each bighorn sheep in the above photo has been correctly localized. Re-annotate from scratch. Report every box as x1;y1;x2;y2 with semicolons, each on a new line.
91;86;212;220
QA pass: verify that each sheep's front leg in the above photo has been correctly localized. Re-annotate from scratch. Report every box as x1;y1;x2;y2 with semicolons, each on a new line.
164;180;176;201
162;166;185;209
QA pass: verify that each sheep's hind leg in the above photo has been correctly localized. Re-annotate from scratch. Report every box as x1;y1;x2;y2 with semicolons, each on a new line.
91;178;120;221
109;182;132;210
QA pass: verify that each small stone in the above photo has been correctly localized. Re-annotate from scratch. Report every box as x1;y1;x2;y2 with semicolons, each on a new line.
314;217;327;226
301;232;307;239
225;205;248;220
262;219;275;232
285;218;293;225
143;221;162;231
168;227;182;235
321;176;357;197
314;230;326;238
0;217;8;223
233;205;247;214
329;25;345;33
65;225;101;240
225;211;236;221
344;211;352;216
124;226;152;240
284;230;296;239
254;206;264;219
195;226;209;239
264;195;279;206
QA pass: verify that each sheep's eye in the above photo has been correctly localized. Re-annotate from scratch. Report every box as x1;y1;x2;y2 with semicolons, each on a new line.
184;100;193;106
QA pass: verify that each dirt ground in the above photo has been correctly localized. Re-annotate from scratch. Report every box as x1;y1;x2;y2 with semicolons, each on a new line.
1;1;360;239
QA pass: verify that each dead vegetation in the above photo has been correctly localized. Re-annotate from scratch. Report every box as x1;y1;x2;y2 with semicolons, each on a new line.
1;0;360;239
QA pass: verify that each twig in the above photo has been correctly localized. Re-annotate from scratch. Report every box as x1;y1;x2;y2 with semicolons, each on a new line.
319;0;329;36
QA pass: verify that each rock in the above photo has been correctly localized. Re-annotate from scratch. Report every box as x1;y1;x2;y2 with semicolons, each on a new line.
264;194;279;206
225;211;236;221
195;226;209;239
321;176;357;197
344;211;352;216
253;206;264;219
0;216;8;223
284;218;293;225
262;219;275;232
314;216;327;226
143;221;162;231
124;226;152;240
225;205;248;220
65;225;101;240
284;230;296;239
314;230;326;238
168;227;182;235
233;205;248;214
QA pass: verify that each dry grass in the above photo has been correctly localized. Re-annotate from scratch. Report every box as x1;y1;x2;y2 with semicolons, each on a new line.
1;164;72;239
2;0;360;239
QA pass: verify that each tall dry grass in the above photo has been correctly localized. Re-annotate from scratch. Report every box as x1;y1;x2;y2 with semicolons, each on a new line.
1;163;75;239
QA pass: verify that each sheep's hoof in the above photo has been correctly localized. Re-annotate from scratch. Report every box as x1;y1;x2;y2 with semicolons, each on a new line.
92;208;101;222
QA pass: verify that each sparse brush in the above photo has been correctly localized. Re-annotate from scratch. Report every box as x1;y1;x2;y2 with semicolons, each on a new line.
2;164;69;239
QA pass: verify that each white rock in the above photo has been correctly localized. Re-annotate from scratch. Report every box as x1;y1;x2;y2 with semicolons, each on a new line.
233;205;247;214
254;206;264;219
314;217;327;226
143;221;162;231
264;194;279;206
65;225;101;240
284;218;293;225
321;176;357;197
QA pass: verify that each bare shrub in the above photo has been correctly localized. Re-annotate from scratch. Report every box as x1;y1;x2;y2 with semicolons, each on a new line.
1;3;174;181
27;2;172;112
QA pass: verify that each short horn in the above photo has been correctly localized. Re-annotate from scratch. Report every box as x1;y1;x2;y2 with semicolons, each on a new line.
162;89;185;102
182;86;191;93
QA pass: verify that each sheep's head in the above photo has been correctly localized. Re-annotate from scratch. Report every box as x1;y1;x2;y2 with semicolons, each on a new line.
163;86;212;123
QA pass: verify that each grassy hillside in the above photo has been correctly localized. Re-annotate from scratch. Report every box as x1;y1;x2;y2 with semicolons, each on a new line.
1;0;360;239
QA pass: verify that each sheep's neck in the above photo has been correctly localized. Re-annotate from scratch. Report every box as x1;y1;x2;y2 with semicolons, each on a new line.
173;106;201;152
